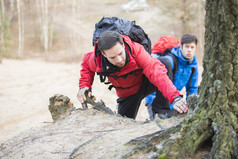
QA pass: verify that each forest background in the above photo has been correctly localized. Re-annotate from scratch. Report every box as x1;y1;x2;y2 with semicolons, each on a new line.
0;0;205;143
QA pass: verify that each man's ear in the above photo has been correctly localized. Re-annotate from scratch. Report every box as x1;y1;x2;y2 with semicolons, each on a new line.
180;44;183;50
101;51;106;57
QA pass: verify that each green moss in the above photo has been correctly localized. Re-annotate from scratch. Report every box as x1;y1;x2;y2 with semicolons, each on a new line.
158;153;167;159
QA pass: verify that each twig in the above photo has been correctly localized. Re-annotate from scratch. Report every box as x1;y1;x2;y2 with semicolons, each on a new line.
68;134;103;159
85;94;115;115
83;128;121;134
154;114;165;130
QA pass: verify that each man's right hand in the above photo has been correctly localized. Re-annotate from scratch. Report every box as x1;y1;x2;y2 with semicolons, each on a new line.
172;96;188;113
77;87;91;104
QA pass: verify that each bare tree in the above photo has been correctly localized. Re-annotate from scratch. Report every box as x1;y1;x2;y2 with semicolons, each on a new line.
9;0;14;12
0;0;5;63
41;0;48;52
35;0;49;57
70;0;78;63
117;0;238;158
180;0;191;33
48;0;56;49
16;0;23;58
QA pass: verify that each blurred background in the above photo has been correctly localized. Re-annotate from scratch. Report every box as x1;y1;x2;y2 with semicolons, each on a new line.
0;0;205;143
0;0;205;62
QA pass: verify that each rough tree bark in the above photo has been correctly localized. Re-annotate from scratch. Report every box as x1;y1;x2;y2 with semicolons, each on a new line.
120;0;238;158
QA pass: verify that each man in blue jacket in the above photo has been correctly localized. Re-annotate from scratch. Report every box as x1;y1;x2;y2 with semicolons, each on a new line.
146;34;199;120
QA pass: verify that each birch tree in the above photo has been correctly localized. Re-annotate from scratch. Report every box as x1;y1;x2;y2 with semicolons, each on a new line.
41;0;48;52
36;0;49;55
16;0;23;58
70;0;78;63
180;0;191;33
10;0;14;12
48;0;56;49
0;0;5;63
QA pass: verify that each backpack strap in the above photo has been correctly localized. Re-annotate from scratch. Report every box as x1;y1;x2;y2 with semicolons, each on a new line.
166;53;178;81
187;67;196;96
98;70;141;91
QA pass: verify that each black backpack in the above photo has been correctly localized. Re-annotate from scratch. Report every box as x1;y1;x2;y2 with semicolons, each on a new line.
92;17;151;90
92;16;151;54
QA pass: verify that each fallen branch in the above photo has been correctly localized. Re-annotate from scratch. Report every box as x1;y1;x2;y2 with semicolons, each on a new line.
68;134;103;159
83;92;115;116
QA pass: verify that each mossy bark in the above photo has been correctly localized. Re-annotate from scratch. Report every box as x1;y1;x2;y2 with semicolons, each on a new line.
120;0;238;158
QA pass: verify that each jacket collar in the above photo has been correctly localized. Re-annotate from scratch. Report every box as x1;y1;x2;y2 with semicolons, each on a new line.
94;40;130;73
171;46;197;67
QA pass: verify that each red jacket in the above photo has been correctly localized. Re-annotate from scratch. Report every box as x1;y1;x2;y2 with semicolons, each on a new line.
79;35;181;103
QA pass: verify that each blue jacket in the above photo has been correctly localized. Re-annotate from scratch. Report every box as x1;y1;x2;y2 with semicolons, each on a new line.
145;46;199;109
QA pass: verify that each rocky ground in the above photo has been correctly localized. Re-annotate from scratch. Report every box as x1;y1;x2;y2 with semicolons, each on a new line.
0;59;150;144
0;102;186;159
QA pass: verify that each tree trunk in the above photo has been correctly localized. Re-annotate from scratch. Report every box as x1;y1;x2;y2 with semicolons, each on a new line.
181;0;191;33
120;0;238;158
0;0;5;63
16;0;22;58
42;0;48;52
10;0;14;12
38;0;49;57
70;0;77;63
21;0;24;55
197;0;205;63
48;0;55;50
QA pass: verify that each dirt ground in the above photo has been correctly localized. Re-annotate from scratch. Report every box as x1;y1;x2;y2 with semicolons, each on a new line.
0;106;183;159
0;59;152;144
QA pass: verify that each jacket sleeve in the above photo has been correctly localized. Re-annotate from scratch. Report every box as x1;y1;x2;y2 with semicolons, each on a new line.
186;65;199;98
79;52;96;89
132;42;181;103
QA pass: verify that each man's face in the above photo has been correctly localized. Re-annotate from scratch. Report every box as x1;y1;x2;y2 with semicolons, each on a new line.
181;42;197;59
102;42;126;67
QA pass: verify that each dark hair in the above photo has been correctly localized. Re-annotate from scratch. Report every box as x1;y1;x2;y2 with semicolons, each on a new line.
98;31;123;53
181;34;198;45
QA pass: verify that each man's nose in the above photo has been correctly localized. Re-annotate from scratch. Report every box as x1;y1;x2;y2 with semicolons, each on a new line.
116;56;122;62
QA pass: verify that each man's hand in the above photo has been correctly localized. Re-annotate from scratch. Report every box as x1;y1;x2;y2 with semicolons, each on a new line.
172;96;188;113
77;87;91;104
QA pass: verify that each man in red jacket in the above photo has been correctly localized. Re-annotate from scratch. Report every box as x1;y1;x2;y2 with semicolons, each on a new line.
77;31;188;119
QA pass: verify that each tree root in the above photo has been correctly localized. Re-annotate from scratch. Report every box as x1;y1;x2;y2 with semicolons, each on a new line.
68;134;104;159
210;123;238;158
119;102;238;159
119;110;212;158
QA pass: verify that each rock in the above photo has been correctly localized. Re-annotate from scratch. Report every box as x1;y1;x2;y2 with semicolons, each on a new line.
48;94;75;122
0;108;164;159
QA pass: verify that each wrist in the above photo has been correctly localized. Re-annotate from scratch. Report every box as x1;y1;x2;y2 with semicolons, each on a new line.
172;96;182;105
